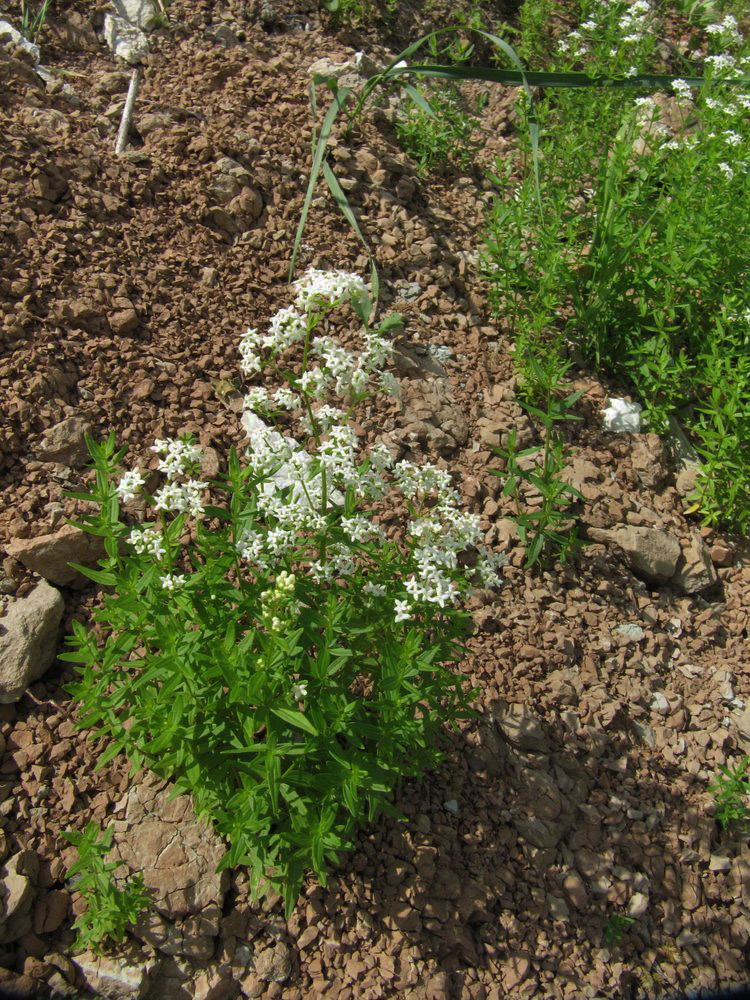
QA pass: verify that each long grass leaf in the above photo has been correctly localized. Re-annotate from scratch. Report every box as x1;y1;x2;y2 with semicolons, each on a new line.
289;83;351;283
322;160;379;318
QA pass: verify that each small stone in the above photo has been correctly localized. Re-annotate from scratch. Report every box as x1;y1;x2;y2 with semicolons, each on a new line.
548;894;570;921
562;870;589;910
709;855;731;873
650;692;670;715
253;942;291;984
613;623;644;643
201;268;219;288
297;925;319;950
627;891;649;919
710;544;732;568
676;929;700;948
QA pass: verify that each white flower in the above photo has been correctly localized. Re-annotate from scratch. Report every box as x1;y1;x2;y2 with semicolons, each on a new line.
293;268;367;313
363;581;386;597
244;387;270;412
265;306;307;352
705;53;737;72
117;469;144;502
291;682;308;700
151;438;201;480
719;162;734;180
273;387;301;410
672;79;692;100
724;130;742;146
128;527;165;559
153;479;208;517
161;573;186;591
394;600;412;623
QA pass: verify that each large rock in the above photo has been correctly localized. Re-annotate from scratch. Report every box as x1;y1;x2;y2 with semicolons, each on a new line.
0;580;64;703
587;526;681;583
36;415;91;466
6;523;105;588
671;532;719;596
0;850;39;944
103;14;149;64
111;774;229;960
73;943;158;1000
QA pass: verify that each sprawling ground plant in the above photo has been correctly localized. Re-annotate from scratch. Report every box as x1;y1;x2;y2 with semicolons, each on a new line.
62;272;506;916
483;0;750;530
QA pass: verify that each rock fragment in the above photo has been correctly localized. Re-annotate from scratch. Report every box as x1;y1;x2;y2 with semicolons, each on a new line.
588;526;681;583
6;523;105;588
36;415;90;466
0;580;64;703
73;943;158;1000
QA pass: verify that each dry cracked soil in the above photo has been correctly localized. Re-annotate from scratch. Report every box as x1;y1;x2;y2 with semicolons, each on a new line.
1;0;750;998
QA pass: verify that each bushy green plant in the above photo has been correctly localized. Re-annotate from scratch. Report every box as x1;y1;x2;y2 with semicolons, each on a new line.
61;271;505;917
62;822;151;953
710;755;750;828
395;83;479;177
602;912;635;947
483;0;750;531
490;354;585;567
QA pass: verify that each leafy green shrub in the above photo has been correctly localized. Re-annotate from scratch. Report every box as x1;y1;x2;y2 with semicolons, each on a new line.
62;271;505;917
490;354;585;567
710;755;750;828
62;822;151;953
483;0;750;531
395;84;479;176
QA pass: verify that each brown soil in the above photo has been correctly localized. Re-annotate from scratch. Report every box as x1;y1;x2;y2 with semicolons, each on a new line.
1;1;750;998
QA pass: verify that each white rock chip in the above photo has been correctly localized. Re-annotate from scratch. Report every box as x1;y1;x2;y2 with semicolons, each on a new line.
602;397;642;433
111;0;159;31
104;13;149;64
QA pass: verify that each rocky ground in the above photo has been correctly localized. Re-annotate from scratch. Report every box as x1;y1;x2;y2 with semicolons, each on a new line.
1;0;750;997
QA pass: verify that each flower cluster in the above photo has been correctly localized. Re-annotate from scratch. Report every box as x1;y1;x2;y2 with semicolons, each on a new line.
117;470;145;503
152;438;201;479
129;527;165;559
260;571;301;632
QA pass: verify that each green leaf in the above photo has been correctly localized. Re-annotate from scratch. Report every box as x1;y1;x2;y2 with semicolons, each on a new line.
271;708;319;736
68;563;117;586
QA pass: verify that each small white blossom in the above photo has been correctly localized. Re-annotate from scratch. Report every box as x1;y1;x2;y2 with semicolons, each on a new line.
363;581;386;597
128;527;165;559
293;268;368;313
117;469;145;502
672;79;693;100
724;130;742;146
394;599;412;623
291;681;308;700
161;573;186;591
151;438;201;480
719;162;734;180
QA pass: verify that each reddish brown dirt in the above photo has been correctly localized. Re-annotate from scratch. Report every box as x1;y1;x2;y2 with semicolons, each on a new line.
1;1;750;998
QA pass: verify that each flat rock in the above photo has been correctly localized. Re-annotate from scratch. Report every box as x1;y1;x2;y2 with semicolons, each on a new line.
0;20;40;62
0;580;64;703
73;942;158;999
491;701;547;751
588;525;681;582
6;523;105;588
36;415;91;466
112;773;229;959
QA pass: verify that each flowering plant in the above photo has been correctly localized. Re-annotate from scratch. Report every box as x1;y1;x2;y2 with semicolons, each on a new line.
61;270;505;916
